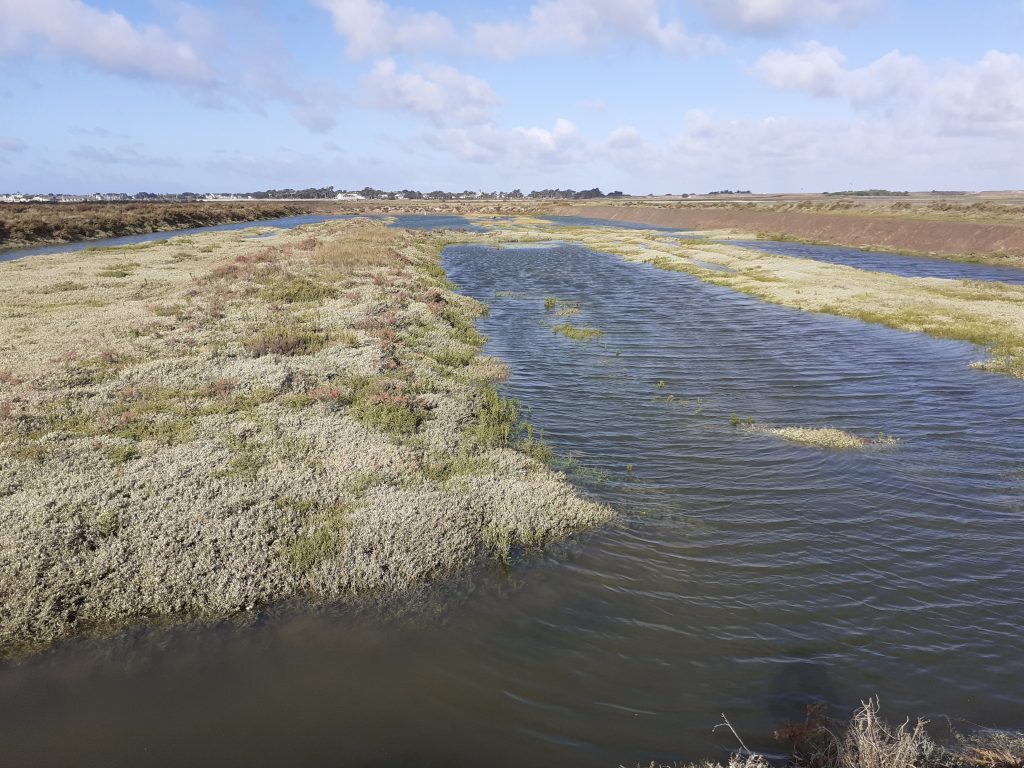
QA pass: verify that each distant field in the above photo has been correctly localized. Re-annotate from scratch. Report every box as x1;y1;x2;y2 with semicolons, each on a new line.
550;197;1024;266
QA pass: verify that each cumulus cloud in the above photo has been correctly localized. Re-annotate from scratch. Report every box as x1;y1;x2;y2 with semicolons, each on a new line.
754;41;848;97
755;44;1024;136
701;0;877;34
0;138;28;152
473;0;717;58
605;126;644;150
423;118;585;168
313;0;454;59
362;59;497;125
0;0;212;83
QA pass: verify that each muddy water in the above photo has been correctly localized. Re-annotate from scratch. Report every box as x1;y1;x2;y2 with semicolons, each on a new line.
1;243;1023;767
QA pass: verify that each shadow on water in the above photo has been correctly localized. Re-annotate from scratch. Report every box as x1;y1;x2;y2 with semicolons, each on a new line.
1;242;1022;767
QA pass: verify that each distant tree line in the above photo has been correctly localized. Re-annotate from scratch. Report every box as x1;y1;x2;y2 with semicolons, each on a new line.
4;187;630;202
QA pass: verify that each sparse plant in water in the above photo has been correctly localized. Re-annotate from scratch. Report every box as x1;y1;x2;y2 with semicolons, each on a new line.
551;323;603;342
544;296;558;310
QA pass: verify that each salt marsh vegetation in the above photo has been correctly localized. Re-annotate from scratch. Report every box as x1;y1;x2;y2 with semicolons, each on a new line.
0;219;611;658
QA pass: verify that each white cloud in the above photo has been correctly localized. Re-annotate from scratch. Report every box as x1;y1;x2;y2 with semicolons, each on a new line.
606;126;644;150
423;117;585;168
362;59;497;125
701;0;877;34
472;0;717;58
313;0;454;59
755;44;1024;136
754;41;847;97
0;0;211;83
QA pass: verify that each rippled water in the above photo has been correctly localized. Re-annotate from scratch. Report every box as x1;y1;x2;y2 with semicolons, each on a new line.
2;242;1022;767
727;238;1024;284
0;214;361;263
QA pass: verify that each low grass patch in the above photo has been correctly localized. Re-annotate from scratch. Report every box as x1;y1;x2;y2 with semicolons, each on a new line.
260;275;337;304
279;503;353;572
551;322;603;342
97;263;139;278
36;281;86;294
348;376;428;435
442;306;486;347
244;321;328;357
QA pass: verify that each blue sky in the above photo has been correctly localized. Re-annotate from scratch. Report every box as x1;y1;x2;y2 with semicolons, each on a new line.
2;0;1023;193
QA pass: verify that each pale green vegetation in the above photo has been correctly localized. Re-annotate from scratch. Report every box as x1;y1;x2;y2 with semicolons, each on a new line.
551;322;603;341
760;426;899;450
0;218;611;659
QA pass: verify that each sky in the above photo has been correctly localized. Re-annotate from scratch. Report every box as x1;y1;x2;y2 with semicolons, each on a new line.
1;0;1024;194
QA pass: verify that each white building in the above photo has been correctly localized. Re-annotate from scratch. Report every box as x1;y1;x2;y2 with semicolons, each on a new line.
335;192;365;201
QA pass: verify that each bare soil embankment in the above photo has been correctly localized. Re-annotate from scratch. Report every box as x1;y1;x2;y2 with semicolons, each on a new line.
551;203;1024;266
0;202;312;249
0;219;610;658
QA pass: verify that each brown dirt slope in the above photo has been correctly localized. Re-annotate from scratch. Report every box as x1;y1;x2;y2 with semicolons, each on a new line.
553;203;1024;263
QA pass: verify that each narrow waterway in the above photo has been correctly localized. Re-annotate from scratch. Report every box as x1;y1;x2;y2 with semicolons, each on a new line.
0;242;1022;767
726;238;1024;285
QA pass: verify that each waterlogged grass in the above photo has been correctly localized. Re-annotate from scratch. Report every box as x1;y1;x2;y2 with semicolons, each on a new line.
761;426;900;450
468;388;553;463
551;322;603;342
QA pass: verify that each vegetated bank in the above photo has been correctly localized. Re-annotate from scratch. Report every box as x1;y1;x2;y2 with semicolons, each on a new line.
660;698;1024;768
0;219;610;659
549;201;1024;267
0;202;314;249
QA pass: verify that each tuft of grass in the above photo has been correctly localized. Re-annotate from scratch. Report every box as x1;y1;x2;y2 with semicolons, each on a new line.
344;471;392;496
551;323;603;342
348;376;428;435
544;296;558;310
483;523;515;565
260;275;337;304
280;503;352;572
430;345;476;368
93;509;122;537
470;389;520;448
244;321;328;357
97;263;138;278
107;444;140;465
442;305;486;347
37;280;86;294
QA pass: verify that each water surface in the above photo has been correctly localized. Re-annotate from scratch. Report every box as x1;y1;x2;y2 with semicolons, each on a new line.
1;243;1022;767
728;238;1024;284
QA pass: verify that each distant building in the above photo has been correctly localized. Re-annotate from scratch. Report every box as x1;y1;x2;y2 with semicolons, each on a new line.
335;192;365;201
